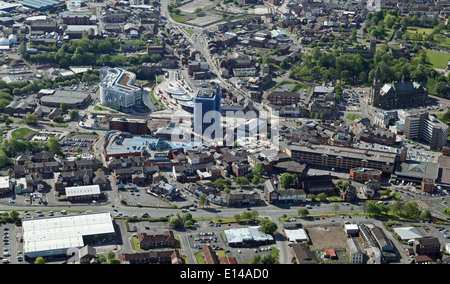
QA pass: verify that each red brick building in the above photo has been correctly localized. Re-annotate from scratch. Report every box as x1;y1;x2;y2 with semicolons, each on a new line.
137;231;176;250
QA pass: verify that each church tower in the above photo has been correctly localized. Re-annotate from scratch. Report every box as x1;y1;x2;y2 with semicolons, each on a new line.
370;67;381;107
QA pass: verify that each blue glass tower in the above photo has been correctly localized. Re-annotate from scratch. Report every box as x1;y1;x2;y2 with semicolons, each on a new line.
193;86;222;140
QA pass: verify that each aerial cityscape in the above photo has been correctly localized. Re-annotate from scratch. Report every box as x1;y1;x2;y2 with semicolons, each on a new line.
0;0;449;269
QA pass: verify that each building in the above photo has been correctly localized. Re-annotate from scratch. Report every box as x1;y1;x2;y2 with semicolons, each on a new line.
282;142;398;173
394;161;439;185
349;168;382;182
39;90;91;108
193;86;222;140
346;238;364;264
65;185;101;201
19;0;64;10
22;212;115;259
413;237;441;256
369;67;428;109
224;226;274;247
109;117;148;135
291;243;318;264
60;12;91;25
99;67;142;112
263;179;307;204
119;250;182;264
137;231;176;250
267;91;302;105
404;112;448;150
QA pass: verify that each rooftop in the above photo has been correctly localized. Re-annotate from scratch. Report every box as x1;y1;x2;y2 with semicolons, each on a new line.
22;212;114;255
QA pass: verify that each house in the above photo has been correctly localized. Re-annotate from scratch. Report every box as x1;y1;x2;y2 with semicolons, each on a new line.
119;250;182;264
292;243;318;264
263;179;306;204
137;231;176;250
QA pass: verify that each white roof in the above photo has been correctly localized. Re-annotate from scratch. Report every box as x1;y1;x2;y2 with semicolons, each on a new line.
65;185;100;197
224;226;274;244
284;228;308;242
0;176;9;188
393;226;423;240
22;212;114;255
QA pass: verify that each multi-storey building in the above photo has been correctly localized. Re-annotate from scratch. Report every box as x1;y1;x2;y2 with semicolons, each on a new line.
193;86;222;140
109;117;148;135
282;142;399;173
99;67;142;112
404;112;448;150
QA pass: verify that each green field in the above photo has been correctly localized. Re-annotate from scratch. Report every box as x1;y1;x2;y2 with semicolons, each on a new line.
406;26;434;35
345;114;362;120
425;49;450;69
11;128;37;140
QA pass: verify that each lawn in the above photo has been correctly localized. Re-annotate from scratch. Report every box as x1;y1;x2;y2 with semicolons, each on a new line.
11;128;37;140
406;26;434;36
425;49;450;69
171;13;188;23
345;114;362;120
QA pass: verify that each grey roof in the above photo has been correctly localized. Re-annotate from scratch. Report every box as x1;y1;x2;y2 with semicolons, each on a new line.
394;161;439;180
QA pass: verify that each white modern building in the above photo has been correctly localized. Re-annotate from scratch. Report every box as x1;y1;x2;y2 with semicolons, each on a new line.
99;67;142;112
22;212;115;259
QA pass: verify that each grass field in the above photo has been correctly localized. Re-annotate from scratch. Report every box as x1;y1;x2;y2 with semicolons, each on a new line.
345;114;362;120
11;128;37;140
406;26;434;35
425;49;450;69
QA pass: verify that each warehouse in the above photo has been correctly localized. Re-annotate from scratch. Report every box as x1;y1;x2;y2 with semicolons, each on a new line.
39;90;91;108
22;212;115;259
224;226;274;247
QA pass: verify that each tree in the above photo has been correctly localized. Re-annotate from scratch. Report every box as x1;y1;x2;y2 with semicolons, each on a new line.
69;109;79;121
35;257;46;264
47;136;62;155
280;173;297;189
419;210;432;221
235;176;249;186
252;163;265;177
60;102;68;112
260;219;278;235
168;214;183;228
298;208;309;218
198;194;210;208
24;112;38;125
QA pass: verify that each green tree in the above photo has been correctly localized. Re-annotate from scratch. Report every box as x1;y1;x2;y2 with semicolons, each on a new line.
298;208;309;218
280;173;297;189
259;219;278;235
47;136;62;155
60;102;68;112
198;194;210;208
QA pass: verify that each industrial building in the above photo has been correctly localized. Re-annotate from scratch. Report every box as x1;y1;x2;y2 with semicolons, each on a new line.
224;226;274;247
18;0;64;10
22;212;115;259
39;90;91;108
99;67;142;112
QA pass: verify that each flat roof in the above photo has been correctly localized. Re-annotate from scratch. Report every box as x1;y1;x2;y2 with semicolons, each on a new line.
40;90;90;105
22;212;114;255
286;143;397;164
224;226;274;244
65;185;100;197
284;228;308;242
